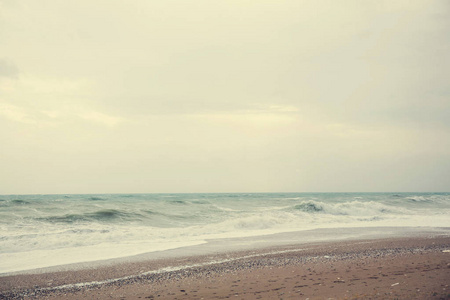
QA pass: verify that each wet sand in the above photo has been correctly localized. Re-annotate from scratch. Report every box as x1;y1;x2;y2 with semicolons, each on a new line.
1;236;449;299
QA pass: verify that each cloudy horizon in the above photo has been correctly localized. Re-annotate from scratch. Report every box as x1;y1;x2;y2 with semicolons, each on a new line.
1;0;449;194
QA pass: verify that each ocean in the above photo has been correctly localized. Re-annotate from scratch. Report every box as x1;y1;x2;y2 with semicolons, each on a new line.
1;192;449;274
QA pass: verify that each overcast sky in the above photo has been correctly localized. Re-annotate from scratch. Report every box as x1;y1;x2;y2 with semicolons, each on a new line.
1;0;449;194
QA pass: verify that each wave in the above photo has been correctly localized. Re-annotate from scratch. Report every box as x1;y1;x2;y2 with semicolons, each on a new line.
39;209;141;223
92;209;126;219
407;196;433;203
293;201;324;212
142;209;183;219
216;214;287;231
191;200;211;205
11;199;31;205
142;209;162;215
290;200;398;216
38;208;201;225
168;200;187;205
2;228;110;241
3;192;449;275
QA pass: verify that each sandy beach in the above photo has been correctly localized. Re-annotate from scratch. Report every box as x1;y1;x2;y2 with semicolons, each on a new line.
1;234;449;300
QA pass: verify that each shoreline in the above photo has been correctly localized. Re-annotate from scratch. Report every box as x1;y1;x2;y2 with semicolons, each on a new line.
3;226;448;276
1;228;450;299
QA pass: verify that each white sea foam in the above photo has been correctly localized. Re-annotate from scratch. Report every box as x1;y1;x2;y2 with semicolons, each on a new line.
0;240;207;274
1;193;450;274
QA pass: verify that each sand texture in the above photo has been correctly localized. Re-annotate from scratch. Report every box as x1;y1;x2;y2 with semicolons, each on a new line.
1;236;449;299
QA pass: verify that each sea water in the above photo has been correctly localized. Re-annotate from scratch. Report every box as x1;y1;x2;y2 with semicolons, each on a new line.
1;192;449;274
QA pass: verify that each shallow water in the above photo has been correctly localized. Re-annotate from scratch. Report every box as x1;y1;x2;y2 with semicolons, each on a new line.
1;192;449;273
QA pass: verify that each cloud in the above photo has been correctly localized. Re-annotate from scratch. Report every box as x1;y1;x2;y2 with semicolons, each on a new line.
0;0;449;193
78;111;123;127
0;59;18;79
0;103;31;123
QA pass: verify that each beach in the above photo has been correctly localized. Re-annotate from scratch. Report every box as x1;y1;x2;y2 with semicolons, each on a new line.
1;234;449;300
1;193;450;299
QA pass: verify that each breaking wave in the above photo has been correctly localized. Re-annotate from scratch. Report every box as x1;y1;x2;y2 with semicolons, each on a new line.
39;209;142;223
1;192;449;274
293;201;324;212
290;200;396;216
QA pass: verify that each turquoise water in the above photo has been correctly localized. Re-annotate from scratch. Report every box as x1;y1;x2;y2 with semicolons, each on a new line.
1;192;449;273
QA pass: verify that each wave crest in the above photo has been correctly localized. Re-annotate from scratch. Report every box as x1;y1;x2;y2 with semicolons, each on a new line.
40;209;139;223
293;201;324;212
11;199;31;205
291;200;396;216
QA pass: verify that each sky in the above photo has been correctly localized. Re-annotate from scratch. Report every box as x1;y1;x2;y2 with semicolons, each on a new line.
1;0;449;194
